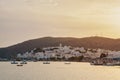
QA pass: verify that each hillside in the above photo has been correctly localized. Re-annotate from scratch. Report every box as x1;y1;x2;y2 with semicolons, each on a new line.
0;36;120;58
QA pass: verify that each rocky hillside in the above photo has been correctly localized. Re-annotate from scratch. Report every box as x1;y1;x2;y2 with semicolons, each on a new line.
0;36;120;58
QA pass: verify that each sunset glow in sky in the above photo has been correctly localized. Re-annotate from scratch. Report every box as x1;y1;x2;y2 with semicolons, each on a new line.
1;0;120;47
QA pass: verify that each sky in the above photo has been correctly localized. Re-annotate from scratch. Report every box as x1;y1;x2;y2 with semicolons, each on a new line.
1;0;120;47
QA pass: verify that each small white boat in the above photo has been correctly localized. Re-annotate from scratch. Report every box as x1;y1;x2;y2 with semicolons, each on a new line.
20;60;27;64
11;61;18;64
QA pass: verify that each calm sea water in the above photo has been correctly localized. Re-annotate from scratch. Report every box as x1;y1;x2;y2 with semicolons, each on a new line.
0;62;120;80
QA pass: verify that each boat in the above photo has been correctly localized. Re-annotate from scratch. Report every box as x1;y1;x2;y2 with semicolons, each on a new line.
64;62;71;64
31;59;38;62
17;64;23;66
11;60;18;64
20;60;27;64
43;61;50;64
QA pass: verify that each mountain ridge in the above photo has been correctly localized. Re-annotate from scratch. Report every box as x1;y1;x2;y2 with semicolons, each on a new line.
0;36;120;58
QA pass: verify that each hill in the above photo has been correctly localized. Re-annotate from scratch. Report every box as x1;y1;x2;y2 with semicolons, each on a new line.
0;36;120;58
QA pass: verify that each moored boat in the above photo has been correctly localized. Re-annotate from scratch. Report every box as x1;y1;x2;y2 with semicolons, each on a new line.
20;60;27;64
11;61;18;64
17;64;23;66
43;61;50;64
64;62;71;64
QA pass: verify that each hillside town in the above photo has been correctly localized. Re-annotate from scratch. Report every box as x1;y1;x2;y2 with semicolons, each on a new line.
17;44;120;63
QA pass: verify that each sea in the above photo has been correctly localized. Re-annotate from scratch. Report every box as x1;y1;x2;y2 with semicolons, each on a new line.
0;62;120;80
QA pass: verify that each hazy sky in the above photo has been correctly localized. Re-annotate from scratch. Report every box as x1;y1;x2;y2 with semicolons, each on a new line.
1;0;120;47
